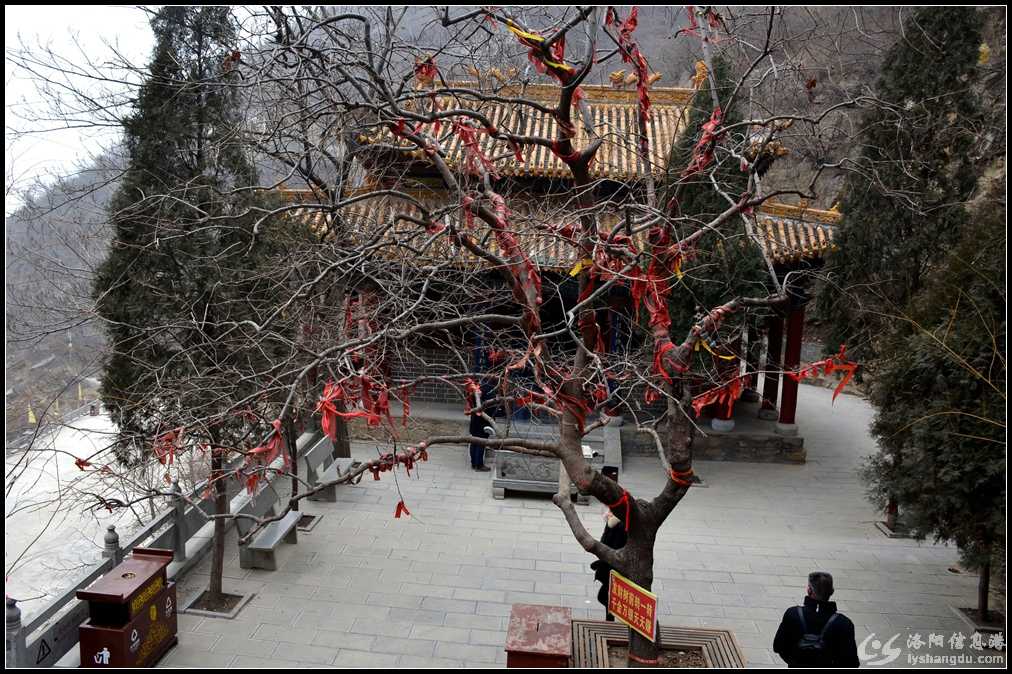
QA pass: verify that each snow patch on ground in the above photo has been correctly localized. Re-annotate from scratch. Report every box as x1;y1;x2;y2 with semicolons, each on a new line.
5;414;149;620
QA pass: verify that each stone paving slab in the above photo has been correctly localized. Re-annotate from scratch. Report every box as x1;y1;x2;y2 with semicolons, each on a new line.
167;386;1001;668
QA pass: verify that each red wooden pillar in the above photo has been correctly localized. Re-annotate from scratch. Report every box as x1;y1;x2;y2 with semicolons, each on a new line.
711;337;740;432
776;305;805;435
759;315;783;420
742;323;762;403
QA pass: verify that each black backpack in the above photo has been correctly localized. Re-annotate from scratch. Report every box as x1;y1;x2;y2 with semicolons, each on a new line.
794;606;840;666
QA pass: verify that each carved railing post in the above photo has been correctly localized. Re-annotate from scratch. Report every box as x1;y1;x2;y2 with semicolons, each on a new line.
102;524;121;565
5;598;28;668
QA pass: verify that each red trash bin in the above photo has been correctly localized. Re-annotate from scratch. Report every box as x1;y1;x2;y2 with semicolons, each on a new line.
77;548;177;667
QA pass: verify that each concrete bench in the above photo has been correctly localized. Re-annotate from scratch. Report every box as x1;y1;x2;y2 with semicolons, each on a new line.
317;457;364;492
304;436;337;502
235;487;299;570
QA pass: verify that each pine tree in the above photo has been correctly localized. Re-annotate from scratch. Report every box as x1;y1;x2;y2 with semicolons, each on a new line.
825;7;1002;619
93;6;283;606
861;177;1005;619
95;6;260;451
818;7;985;364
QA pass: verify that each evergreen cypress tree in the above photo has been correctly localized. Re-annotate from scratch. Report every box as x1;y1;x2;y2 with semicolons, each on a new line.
861;177;1005;619
94;6;262;453
823;7;1002;619
817;7;985;364
93;6;284;606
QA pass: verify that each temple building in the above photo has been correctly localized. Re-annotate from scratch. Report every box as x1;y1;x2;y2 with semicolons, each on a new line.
285;81;843;462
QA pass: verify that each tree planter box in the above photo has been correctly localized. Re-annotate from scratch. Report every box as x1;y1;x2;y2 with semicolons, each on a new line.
571;619;746;668
950;605;1007;638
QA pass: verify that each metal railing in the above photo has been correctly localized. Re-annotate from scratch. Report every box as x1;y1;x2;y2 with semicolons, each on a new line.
5;429;326;668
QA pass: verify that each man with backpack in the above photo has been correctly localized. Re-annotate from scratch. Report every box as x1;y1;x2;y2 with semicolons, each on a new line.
773;571;860;667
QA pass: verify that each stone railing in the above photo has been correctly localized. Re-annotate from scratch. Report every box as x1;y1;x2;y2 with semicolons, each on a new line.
5;430;325;668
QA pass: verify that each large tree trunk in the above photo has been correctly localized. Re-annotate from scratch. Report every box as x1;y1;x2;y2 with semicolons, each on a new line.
624;535;660;665
885;497;899;530
978;559;991;622
284;416;300;511
208;437;226;599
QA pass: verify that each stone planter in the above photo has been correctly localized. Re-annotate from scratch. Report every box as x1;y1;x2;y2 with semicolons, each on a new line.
571;619;746;667
493;443;604;503
950;605;1007;638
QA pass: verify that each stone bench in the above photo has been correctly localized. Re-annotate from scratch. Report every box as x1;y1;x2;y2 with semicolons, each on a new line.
304;437;362;502
304;436;336;502
234;487;300;570
318;457;363;487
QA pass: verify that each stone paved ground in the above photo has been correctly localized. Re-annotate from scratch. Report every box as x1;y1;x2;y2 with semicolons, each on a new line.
166;385;998;668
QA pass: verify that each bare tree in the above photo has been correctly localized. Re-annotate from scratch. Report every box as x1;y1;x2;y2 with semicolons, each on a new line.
8;5;944;661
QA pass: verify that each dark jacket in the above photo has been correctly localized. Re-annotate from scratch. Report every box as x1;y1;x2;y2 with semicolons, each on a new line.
773;596;860;667
589;515;627;607
469;409;490;438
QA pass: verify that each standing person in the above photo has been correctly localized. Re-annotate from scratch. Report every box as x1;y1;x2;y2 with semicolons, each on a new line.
773;572;860;667
468;386;491;471
590;466;627;620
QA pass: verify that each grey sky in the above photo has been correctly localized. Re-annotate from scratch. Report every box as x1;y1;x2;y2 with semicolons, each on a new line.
5;5;154;214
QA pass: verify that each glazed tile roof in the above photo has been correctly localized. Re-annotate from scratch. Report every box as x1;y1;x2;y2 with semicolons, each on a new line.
284;189;840;268
755;201;841;264
356;82;694;180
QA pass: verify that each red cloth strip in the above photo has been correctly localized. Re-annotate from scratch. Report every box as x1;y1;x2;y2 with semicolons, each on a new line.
669;468;694;488
627;652;660;666
607;490;632;532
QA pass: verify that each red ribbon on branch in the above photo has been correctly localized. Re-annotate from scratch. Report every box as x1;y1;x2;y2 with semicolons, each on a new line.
606;7;652;129
394;500;411;518
153;427;184;466
691;375;746;418
786;345;859;402
669;467;694;488
681;107;724;179
414;55;439;87
460;195;476;229
502;18;576;84
245;419;287;494
453;118;499;178
316;380;344;441
487;191;543;335
652;340;681;384
607;489;632;533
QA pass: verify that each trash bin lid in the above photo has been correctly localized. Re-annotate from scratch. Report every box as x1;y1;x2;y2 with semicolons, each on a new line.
505;604;572;657
76;548;173;607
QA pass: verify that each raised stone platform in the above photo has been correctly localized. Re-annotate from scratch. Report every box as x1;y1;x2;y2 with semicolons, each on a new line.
621;401;806;464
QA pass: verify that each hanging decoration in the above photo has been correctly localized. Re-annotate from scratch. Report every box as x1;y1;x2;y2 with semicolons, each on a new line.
605;7;652;158
691;374;746;417
153;427;184;466
500;17;577;84
785;345;859;402
243;418;287;494
452;118;499;178
680;106;724;179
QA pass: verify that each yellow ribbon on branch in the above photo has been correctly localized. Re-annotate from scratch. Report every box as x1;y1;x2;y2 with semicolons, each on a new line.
695;339;737;360
569;258;594;277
